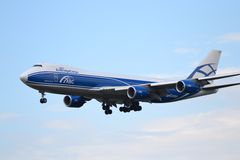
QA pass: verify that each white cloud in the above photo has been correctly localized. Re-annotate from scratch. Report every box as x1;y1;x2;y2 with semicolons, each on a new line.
133;107;240;160
142;108;240;135
55;108;240;160
29;108;240;160
218;32;240;43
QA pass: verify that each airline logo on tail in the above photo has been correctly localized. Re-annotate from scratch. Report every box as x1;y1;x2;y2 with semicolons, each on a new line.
188;63;217;79
187;50;221;79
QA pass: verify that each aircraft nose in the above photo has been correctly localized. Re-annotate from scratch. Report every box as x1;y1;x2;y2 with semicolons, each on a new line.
20;72;28;83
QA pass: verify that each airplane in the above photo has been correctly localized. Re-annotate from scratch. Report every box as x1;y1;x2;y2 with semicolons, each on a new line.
20;50;240;115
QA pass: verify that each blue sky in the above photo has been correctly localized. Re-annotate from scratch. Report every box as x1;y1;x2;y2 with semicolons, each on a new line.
1;0;240;160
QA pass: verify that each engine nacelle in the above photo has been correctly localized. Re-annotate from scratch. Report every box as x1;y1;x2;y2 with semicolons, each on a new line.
127;86;150;100
176;80;201;94
63;95;86;108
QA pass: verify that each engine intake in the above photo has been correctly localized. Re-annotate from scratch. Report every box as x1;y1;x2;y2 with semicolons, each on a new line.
127;86;150;100
176;80;201;94
64;95;86;108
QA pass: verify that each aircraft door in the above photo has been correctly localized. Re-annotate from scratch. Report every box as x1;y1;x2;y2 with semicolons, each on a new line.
53;73;58;82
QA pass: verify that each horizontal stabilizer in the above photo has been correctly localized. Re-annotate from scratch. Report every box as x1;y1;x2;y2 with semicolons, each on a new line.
203;82;240;90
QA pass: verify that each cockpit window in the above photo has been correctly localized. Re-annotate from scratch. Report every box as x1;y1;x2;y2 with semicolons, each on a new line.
33;64;43;67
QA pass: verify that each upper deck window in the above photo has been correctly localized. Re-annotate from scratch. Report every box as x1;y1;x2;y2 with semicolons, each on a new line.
33;64;43;67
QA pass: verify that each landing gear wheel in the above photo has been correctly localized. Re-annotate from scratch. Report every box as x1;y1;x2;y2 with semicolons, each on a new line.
120;102;142;113
40;98;47;104
133;106;138;112
108;110;112;114
39;91;47;104
119;107;124;112
105;109;112;115
123;107;130;113
137;106;142;111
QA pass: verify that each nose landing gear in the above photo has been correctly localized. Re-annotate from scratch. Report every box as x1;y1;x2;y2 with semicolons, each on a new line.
39;91;47;104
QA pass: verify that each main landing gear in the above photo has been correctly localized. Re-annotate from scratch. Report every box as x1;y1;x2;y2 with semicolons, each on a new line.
102;101;142;115
102;103;113;115
39;92;47;104
119;102;142;113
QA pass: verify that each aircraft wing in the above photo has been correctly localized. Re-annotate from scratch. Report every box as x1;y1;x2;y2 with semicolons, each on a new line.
132;73;239;90
139;72;240;91
148;73;240;90
94;72;240;95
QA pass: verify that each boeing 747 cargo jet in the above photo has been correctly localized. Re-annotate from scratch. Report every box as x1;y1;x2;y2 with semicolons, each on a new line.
20;50;240;115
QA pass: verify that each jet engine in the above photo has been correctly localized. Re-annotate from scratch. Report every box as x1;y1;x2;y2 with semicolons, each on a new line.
176;80;201;94
127;86;150;100
63;95;87;108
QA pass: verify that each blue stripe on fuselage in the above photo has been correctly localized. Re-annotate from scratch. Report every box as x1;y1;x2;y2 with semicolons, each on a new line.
27;71;155;88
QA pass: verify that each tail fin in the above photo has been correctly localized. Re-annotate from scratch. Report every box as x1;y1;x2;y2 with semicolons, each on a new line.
187;50;221;79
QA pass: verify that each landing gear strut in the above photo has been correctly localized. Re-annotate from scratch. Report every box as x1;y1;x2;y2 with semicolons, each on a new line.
102;102;112;115
39;92;47;104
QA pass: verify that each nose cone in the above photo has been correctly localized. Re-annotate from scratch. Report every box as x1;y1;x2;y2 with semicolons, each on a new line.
20;73;28;83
